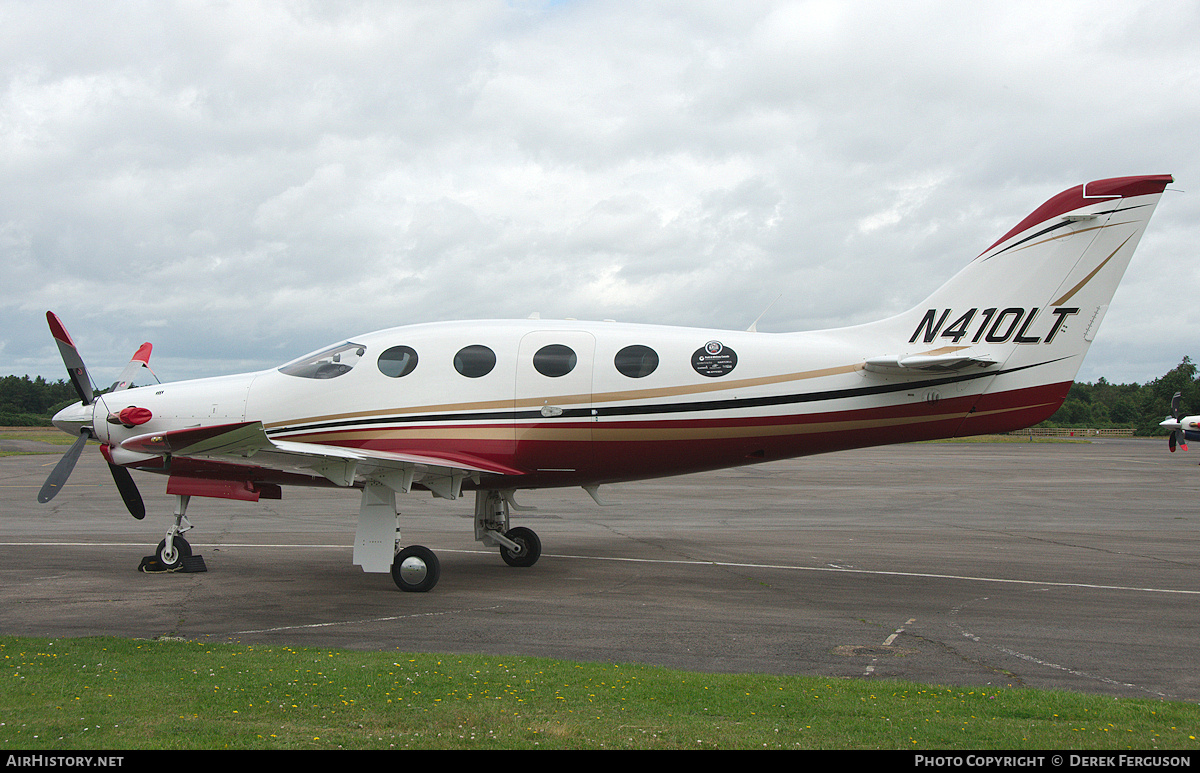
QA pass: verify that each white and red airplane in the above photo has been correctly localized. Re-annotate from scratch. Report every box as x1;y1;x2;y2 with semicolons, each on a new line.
38;174;1174;591
1161;392;1198;453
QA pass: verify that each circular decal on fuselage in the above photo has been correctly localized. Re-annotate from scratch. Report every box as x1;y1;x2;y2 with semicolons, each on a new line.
692;340;738;378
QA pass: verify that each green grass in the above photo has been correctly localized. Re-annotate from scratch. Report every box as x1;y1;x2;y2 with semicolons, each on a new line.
1;636;1196;750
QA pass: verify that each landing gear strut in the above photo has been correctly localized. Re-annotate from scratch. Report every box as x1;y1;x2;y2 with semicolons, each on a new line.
383;490;540;592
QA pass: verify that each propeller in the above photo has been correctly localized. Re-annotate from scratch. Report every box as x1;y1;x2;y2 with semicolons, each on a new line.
1166;392;1188;453
38;312;146;519
37;428;90;503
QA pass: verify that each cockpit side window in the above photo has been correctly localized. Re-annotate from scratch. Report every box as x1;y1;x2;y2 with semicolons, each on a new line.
378;345;419;378
279;342;366;379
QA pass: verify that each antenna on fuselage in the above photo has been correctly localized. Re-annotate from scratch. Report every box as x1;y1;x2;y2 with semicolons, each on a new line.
747;294;782;332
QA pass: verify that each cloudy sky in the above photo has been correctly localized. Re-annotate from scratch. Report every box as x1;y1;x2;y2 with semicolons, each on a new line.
3;0;1198;388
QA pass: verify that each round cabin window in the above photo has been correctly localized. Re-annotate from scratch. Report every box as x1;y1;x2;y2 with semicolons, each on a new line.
614;345;659;378
454;345;497;378
532;344;577;377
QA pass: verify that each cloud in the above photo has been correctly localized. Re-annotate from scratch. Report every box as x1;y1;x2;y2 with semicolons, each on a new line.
1;0;1197;387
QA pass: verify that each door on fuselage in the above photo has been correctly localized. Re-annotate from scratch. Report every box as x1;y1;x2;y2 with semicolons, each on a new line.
514;330;595;476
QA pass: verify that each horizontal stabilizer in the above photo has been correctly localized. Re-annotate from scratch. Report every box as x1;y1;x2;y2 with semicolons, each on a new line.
864;351;999;374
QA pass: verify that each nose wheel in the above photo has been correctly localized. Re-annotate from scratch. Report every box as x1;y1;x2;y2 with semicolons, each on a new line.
138;494;207;574
155;535;192;570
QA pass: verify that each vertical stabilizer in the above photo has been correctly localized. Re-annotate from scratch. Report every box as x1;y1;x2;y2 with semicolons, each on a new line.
861;175;1172;434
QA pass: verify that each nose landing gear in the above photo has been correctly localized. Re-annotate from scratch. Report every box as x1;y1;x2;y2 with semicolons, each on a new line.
137;494;207;574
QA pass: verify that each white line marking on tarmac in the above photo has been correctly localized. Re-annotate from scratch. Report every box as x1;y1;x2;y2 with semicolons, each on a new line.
4;541;1196;597
531;551;1200;597
865;618;915;676
228;606;505;636
948;595;1167;698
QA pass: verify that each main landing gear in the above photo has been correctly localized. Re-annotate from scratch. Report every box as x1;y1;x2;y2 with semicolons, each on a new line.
473;488;542;568
386;489;542;592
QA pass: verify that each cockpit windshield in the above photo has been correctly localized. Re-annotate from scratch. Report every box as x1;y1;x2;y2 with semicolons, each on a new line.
278;342;366;379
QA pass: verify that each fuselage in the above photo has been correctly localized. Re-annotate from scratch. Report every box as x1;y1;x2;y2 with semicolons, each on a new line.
80;316;1071;491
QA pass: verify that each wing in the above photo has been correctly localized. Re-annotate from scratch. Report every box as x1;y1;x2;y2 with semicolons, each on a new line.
120;421;524;500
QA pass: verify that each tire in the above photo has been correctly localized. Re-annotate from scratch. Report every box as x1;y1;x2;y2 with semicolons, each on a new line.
391;545;440;592
500;527;541;568
156;536;191;571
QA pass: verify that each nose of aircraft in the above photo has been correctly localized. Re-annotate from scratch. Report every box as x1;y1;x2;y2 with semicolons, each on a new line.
52;401;93;436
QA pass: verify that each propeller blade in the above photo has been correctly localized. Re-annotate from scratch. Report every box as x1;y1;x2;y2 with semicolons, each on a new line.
46;311;94;405
1165;394;1186;453
37;431;88;503
111;342;155;392
108;463;146;520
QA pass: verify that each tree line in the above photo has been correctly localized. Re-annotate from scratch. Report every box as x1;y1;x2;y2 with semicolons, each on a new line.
2;358;1198;433
1044;357;1199;435
0;375;80;425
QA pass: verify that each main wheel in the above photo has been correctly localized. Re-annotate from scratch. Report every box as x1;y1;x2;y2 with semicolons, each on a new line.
391;545;440;592
500;527;541;568
155;536;191;571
